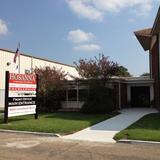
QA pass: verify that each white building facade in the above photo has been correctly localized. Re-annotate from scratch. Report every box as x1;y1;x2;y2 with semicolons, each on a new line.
0;48;79;108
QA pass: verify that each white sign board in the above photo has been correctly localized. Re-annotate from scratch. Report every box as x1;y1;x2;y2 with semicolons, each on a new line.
4;72;38;122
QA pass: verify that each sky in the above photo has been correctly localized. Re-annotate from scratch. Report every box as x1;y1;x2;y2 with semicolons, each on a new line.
0;0;160;76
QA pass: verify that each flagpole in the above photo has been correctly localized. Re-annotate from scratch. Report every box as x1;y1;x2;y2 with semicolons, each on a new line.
18;42;20;74
13;42;21;73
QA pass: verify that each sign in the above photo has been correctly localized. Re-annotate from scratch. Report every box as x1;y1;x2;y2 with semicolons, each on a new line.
4;72;38;123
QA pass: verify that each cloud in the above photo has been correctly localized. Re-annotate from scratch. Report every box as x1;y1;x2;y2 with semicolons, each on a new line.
92;0;152;13
68;29;95;43
66;0;154;21
68;29;101;51
0;19;8;35
73;44;101;52
66;0;103;21
128;18;135;23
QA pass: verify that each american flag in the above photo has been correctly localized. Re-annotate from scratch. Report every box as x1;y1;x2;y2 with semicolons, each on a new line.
13;43;20;63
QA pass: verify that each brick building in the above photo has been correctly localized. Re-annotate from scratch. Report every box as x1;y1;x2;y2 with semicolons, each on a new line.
135;7;160;110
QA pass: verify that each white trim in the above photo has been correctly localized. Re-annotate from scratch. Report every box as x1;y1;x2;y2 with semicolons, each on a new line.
127;86;131;102
150;85;154;101
150;35;157;50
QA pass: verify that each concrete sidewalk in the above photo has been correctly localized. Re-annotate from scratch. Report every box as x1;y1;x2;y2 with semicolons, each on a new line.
63;108;158;143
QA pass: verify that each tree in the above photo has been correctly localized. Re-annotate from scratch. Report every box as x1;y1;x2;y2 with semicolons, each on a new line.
74;54;119;79
34;66;67;93
115;66;131;77
74;54;130;114
34;66;67;112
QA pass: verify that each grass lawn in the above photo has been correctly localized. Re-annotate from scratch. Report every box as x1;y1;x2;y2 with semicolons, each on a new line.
0;110;4;113
0;112;118;135
114;113;160;142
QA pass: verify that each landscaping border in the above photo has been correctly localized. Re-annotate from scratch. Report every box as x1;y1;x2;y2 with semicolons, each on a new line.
118;139;160;145
0;129;61;137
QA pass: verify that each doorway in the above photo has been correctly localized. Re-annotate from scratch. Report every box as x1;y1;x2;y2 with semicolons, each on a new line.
131;86;150;107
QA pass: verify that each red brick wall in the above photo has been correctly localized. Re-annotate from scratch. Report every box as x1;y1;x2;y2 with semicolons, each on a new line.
151;40;159;81
151;39;160;109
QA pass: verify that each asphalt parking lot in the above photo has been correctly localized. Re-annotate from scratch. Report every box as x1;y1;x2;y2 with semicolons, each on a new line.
0;132;160;160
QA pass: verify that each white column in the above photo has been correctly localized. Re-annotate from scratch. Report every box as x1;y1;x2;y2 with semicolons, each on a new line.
127;85;131;102
66;88;68;108
150;85;154;101
76;82;79;108
118;82;121;109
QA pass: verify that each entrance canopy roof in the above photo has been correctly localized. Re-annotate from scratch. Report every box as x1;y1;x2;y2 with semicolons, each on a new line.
134;28;152;51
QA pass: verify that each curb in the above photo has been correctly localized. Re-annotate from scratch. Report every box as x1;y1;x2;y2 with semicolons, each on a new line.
118;139;160;145
0;129;61;137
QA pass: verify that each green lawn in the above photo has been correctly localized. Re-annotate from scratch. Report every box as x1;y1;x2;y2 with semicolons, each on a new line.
114;113;160;142
0;110;4;113
0;112;117;135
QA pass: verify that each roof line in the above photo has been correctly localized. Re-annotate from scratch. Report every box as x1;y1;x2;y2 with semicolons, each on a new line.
0;48;75;68
134;28;152;51
151;6;160;35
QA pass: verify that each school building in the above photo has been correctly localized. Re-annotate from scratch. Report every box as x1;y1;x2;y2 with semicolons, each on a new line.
0;48;79;108
135;6;160;110
1;7;160;111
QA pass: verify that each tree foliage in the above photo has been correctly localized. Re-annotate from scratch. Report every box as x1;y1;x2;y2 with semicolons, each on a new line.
34;66;67;112
115;65;131;77
74;54;130;114
74;54;119;79
34;66;67;93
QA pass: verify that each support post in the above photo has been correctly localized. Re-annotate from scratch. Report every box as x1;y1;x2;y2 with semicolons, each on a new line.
150;84;154;108
4;71;9;123
76;81;79;108
35;74;39;119
127;85;131;103
118;82;121;109
66;88;69;108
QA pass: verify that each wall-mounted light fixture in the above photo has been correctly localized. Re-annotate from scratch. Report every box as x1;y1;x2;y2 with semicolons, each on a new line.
6;62;11;66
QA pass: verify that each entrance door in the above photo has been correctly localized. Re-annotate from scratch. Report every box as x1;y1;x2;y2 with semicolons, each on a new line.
131;86;150;107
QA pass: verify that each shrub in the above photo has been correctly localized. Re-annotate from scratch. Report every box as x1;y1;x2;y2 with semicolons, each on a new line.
35;66;66;112
81;81;117;114
38;90;65;112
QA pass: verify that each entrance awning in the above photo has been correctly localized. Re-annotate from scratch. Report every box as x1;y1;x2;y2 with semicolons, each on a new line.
134;28;152;51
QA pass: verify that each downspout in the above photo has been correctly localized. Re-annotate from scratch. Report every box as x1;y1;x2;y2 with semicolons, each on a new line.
149;50;152;79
